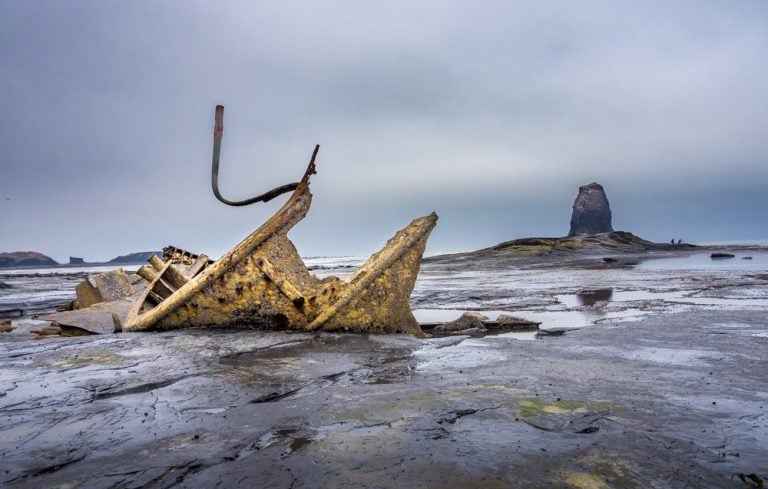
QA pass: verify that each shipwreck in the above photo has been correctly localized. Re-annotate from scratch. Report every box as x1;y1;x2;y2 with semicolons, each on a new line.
45;106;437;337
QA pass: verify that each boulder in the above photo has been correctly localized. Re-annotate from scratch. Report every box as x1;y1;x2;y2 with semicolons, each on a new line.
0;319;14;333
495;314;541;331
92;269;134;302
31;322;63;337
74;279;102;309
568;183;614;236
433;312;489;334
73;269;134;309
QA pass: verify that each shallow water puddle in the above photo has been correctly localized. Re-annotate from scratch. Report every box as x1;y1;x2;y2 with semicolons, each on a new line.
414;307;643;336
636;251;768;271
558;287;768;315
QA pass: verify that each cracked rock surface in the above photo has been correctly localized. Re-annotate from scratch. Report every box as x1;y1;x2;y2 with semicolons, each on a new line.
2;309;767;488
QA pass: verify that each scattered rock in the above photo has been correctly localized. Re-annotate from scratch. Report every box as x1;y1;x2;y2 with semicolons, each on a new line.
742;256;753;260
92;269;134;302
0;318;14;333
73;269;134;309
711;253;735;259
602;257;618;263
536;329;568;338
74;279;102;309
568;182;614;237
433;312;488;334
57;301;76;312
457;327;488;337
30;321;63;337
576;288;613;307
495;314;541;331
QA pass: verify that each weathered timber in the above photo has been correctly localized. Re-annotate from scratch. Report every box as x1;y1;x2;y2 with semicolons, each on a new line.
185;254;209;278
163;245;214;267
161;261;189;290
137;265;158;282
149;255;165;271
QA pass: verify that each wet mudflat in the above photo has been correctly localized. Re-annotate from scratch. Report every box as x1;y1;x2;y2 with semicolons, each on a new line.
1;250;768;488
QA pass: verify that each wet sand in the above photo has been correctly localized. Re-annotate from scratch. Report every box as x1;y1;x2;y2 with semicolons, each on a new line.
1;248;767;487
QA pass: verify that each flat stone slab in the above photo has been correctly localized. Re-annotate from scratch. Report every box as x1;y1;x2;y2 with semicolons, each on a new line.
39;299;134;334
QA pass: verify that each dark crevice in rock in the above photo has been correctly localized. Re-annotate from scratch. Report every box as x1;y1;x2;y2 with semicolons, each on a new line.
5;454;86;483
92;374;196;400
436;408;478;424
250;371;347;403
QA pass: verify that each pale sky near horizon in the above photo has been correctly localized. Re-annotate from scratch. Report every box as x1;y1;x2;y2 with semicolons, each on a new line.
1;1;766;263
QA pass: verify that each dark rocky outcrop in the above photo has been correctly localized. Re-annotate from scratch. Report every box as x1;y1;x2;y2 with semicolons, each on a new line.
0;251;58;268
568;182;613;236
710;253;735;259
432;312;488;335
69;257;85;265
495;314;541;331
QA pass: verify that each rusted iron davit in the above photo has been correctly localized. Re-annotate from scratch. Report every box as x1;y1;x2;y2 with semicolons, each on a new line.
124;107;437;337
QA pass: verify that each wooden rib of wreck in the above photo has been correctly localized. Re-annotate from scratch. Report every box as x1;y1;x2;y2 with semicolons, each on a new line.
124;107;437;337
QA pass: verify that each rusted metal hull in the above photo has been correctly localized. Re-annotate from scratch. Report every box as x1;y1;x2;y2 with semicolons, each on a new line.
124;162;437;337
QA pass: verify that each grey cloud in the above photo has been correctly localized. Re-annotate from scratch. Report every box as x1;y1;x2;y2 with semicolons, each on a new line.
1;1;766;262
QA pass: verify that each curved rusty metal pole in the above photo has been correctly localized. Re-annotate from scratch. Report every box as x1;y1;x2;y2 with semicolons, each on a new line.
211;105;317;206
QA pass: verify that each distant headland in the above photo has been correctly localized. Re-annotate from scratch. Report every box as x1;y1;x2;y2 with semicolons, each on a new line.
0;251;161;269
0;251;58;268
428;181;696;265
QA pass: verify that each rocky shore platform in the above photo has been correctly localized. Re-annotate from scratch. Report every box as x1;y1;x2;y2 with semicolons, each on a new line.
1;246;767;488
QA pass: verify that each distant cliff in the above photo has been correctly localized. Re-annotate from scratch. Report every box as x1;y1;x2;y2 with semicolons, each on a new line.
107;251;161;264
0;251;59;268
425;182;689;266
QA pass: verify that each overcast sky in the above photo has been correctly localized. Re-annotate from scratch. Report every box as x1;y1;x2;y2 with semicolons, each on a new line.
1;1;766;262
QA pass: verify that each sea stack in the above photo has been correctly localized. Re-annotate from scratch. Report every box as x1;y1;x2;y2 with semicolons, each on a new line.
568;182;613;236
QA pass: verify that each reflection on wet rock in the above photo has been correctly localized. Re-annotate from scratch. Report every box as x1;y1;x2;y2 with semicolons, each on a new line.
576;288;614;307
